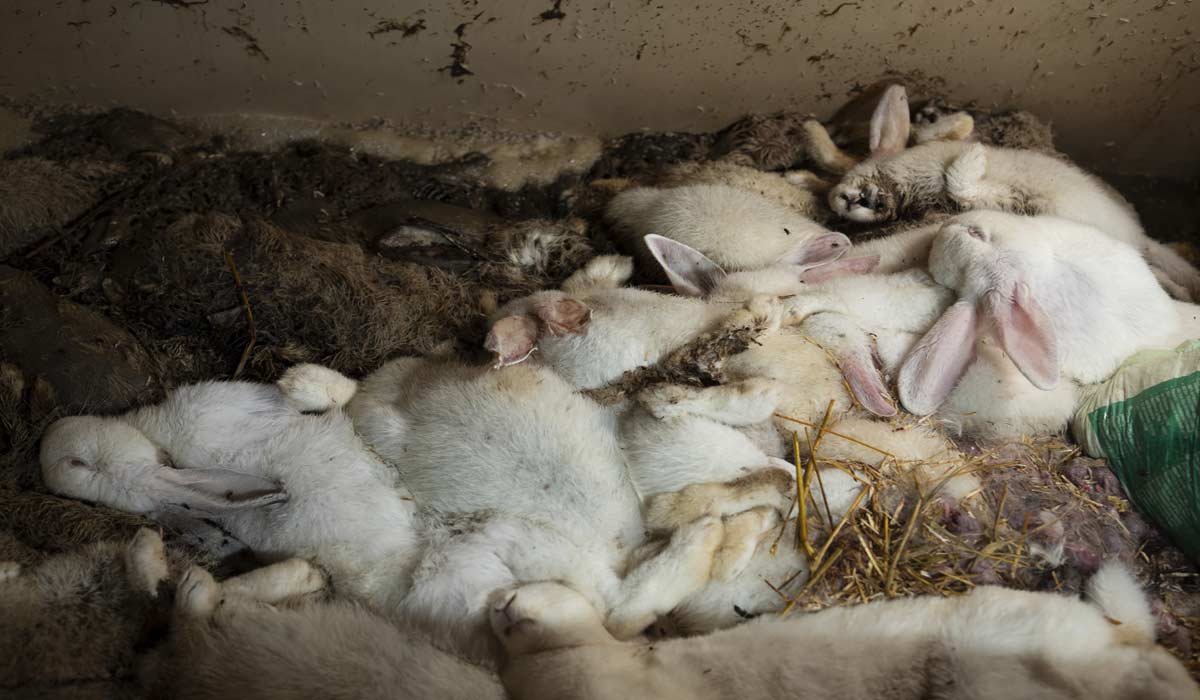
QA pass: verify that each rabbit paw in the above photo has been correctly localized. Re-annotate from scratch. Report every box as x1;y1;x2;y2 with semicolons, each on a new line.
712;507;780;582
278;364;358;412
638;378;782;424
946;143;988;202
222;558;328;604
177;566;221;618
563;254;635;292
125;528;169;597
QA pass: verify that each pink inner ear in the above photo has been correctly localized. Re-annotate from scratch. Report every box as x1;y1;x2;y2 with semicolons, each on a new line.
779;232;851;268
838;350;897;417
644;234;726;297
485;315;539;368
797;255;880;284
535;298;591;337
897;300;980;415
988;283;1059;390
869;85;912;157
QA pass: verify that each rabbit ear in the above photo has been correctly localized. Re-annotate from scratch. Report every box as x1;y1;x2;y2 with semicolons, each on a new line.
796;255;880;284
150;467;287;517
869;85;911;157
644;234;727;297
485;315;539;368
986;282;1059;389
777;232;851;268
533;297;591;337
898;300;980;415
837;347;897;417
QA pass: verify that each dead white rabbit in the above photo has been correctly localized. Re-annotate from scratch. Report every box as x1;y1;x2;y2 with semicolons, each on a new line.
38;377;427;637
895;210;1200;435
490;566;1200;700
153;555;506;700
335;356;797;657
828;138;1200;300
605;182;852;276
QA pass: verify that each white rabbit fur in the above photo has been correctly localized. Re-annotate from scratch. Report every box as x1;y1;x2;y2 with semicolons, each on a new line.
341;356;769;657
654;160;827;217
39;380;423;612
155;555;506;700
828;139;1200;299
41;366;745;664
490;566;1200;700
488;255;962;631
896;211;1199;432
605;182;849;273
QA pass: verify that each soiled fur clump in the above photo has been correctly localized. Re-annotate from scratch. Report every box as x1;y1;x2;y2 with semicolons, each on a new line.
0;530;186;697
155;599;505;700
0;158;124;258
104;213;480;381
708;112;857;174
914;100;1058;154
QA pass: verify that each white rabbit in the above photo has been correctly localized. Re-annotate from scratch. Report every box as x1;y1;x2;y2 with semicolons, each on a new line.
39;378;424;614
828;139;1200;300
605;182;852;276
654;160;829;217
489;565;1199;700
896;211;1194;434
153;555;506;700
339;356;789;659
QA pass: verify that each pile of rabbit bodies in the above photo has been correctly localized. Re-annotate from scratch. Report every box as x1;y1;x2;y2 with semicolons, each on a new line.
19;84;1200;698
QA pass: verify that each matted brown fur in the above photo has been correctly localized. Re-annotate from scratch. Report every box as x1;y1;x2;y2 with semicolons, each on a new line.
0;158;124;258
0;535;189;698
103;212;481;382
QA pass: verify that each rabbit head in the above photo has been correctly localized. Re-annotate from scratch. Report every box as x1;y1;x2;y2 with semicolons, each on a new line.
828;86;976;224
486;292;592;367
826;85;911;223
41;415;288;516
490;581;612;656
643;233;877;301
897;211;1065;415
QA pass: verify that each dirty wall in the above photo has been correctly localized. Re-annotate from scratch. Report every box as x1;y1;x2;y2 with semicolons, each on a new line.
2;1;1198;177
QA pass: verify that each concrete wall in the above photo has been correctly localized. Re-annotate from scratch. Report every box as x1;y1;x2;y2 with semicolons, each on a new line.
2;0;1198;177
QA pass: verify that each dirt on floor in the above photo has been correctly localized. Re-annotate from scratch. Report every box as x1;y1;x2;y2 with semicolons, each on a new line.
1;95;1198;692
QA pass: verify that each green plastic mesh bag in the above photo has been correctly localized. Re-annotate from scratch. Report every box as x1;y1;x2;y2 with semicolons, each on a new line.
1073;341;1200;561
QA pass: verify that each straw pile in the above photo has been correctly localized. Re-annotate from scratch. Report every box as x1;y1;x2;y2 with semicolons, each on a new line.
755;410;1199;675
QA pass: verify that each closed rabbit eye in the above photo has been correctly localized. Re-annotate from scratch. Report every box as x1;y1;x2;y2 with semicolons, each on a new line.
68;458;88;469
966;225;987;241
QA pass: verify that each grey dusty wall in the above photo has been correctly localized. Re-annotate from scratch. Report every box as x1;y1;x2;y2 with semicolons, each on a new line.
1;0;1198;177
